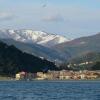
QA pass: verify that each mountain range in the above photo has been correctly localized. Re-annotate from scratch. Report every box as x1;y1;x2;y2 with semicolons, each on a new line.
0;29;68;47
0;29;100;65
0;29;70;63
54;33;100;61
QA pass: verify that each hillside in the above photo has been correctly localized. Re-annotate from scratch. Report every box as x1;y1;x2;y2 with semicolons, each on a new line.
59;52;100;71
0;41;58;76
1;39;68;62
54;33;100;59
69;52;100;64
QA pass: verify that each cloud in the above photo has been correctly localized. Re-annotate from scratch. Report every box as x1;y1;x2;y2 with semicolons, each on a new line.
42;14;64;22
0;12;15;21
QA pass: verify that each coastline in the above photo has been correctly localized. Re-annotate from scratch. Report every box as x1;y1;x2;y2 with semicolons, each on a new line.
0;76;15;81
0;76;100;81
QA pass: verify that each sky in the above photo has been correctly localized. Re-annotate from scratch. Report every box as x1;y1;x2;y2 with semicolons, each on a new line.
0;0;100;39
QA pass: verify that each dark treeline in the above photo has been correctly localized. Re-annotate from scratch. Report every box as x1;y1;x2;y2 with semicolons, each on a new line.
91;62;100;70
0;41;58;76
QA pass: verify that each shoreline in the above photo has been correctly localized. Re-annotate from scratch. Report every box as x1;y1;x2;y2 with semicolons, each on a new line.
0;77;100;81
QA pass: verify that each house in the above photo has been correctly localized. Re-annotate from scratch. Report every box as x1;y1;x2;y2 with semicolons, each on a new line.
59;70;73;80
15;73;21;80
15;71;26;80
36;72;47;80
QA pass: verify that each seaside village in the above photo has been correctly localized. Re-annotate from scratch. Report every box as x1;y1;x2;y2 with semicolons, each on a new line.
15;70;100;80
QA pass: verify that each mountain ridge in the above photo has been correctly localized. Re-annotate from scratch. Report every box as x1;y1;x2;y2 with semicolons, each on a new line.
0;29;69;47
54;32;100;59
1;38;68;62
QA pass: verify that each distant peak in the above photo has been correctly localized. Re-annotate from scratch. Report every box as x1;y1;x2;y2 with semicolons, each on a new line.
0;29;70;47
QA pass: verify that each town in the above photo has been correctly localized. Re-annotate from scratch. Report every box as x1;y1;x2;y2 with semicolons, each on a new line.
15;70;100;80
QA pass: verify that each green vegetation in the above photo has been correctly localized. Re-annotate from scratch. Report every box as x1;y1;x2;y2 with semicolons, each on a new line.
0;41;58;76
60;52;100;71
69;52;100;64
91;62;100;70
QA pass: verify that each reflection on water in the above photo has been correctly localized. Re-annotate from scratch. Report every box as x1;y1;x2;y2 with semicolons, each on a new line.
0;80;100;100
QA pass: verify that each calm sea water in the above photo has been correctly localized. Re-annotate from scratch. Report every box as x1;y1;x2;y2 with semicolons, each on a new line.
0;80;100;100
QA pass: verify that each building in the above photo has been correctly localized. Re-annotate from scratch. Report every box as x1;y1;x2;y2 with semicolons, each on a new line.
15;71;26;80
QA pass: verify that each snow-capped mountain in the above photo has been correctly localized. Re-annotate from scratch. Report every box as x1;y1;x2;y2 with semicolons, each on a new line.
0;29;69;47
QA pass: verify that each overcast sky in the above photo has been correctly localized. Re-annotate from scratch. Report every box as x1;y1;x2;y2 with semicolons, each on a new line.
0;0;100;39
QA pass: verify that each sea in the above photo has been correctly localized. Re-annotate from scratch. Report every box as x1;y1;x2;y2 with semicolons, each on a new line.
0;80;100;100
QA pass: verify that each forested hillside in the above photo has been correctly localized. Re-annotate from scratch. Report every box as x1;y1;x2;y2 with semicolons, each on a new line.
0;41;58;76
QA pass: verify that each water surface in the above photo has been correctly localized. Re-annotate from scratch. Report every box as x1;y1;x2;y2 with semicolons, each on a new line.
0;80;100;100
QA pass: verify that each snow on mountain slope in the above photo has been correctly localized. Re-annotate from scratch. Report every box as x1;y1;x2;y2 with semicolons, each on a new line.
0;29;69;47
